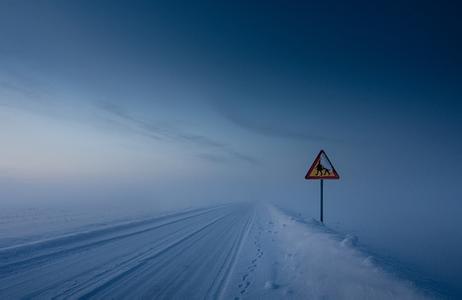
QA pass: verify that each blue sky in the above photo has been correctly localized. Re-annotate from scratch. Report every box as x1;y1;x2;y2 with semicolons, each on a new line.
0;0;461;295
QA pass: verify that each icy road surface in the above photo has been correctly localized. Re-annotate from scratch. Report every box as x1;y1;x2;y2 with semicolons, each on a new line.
0;203;431;299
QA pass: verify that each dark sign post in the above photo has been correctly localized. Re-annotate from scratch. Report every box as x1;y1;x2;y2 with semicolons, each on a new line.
305;150;339;223
320;179;324;222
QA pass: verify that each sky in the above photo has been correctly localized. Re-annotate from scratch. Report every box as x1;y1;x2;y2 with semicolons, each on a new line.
0;0;461;296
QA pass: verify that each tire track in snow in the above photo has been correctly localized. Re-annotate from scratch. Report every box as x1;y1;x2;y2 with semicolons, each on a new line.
236;217;264;297
0;205;237;298
148;212;245;299
205;205;255;299
0;205;230;276
24;214;224;299
75;211;235;299
89;205;254;299
0;203;259;299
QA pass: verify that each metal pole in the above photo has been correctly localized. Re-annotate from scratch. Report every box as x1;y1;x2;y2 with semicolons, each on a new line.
320;179;324;223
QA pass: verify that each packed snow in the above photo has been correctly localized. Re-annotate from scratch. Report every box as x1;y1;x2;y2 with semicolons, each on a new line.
0;202;434;299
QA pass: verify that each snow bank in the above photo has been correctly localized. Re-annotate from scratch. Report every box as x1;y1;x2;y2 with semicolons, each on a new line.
266;205;432;300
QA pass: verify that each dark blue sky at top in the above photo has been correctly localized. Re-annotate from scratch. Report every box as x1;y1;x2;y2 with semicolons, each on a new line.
2;0;460;177
3;1;462;93
0;0;462;296
2;0;461;138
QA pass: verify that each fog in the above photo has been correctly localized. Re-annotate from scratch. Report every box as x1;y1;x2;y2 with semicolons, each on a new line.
1;0;461;298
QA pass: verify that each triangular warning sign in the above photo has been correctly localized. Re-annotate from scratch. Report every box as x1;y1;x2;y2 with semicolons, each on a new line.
305;150;340;180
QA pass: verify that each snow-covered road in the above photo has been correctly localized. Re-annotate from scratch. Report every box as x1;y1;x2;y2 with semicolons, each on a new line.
0;203;431;299
0;203;254;299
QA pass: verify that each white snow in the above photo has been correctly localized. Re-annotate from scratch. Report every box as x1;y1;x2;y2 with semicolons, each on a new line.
0;202;433;299
221;204;432;300
0;204;196;248
340;234;359;247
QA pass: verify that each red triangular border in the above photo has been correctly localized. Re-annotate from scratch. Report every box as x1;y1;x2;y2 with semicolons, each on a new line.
305;150;340;180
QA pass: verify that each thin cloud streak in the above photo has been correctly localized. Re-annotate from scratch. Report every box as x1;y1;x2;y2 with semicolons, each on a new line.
213;102;340;143
98;102;259;165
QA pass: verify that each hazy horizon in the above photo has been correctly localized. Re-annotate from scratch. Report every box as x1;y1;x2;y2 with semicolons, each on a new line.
1;0;461;297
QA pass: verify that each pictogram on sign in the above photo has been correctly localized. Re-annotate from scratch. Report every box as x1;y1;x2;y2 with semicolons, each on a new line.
305;150;339;180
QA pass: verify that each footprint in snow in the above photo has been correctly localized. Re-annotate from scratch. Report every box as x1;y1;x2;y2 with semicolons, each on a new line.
240;281;251;294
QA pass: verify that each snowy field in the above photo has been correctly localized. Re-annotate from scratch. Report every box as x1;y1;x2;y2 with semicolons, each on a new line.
0;203;435;299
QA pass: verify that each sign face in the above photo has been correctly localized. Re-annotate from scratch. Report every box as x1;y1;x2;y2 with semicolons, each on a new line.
305;150;339;180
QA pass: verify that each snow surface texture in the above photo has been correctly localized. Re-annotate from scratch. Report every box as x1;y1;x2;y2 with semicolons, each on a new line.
0;203;432;299
0;204;184;248
222;205;431;299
